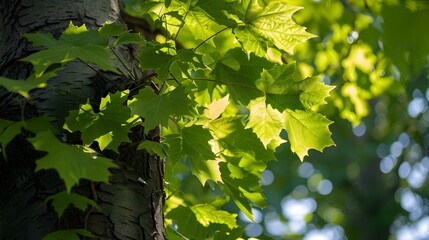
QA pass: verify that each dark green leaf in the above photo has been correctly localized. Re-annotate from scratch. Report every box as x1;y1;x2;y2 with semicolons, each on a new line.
0;71;59;98
42;229;93;240
182;125;220;184
167;205;208;239
46;191;97;217
138;141;166;158
30;131;116;192
130;87;195;132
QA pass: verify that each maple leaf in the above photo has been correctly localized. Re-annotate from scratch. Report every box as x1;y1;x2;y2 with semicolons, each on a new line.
163;125;220;185
232;0;315;57
245;96;285;148
46;191;97;217
30;131;116;192
284;110;335;160
129;87;195;132
65;91;137;152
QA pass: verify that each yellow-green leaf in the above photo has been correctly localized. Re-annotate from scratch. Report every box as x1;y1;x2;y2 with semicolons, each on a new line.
284;110;335;160
233;0;315;57
245;96;285;148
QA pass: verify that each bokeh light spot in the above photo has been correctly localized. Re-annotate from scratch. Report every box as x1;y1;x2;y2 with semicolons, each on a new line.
298;162;315;178
352;122;366;137
317;180;333;195
245;223;263;237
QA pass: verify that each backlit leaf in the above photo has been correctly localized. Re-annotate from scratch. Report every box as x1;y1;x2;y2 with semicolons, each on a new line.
191;204;238;229
232;0;315;57
181;125;221;185
65;91;137;152
245;96;285;148
23;22;117;76
208;116;275;162
284;110;335;160
204;95;230;120
167;205;208;239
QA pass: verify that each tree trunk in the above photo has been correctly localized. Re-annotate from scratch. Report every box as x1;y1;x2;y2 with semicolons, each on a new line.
0;1;165;239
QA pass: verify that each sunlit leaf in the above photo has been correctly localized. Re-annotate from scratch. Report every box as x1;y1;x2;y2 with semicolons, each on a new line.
208;117;275;162
284;110;335;160
219;162;265;221
65;91;137;152
232;0;315;57
167;205;208;239
23;22;118;76
178;125;221;185
191;204;238;229
204;95;230;120
245;96;285;148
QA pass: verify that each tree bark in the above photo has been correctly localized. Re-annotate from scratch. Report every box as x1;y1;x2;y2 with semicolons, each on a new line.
0;1;165;239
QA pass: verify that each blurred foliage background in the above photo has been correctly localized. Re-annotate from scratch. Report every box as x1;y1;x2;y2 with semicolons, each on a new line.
247;0;429;239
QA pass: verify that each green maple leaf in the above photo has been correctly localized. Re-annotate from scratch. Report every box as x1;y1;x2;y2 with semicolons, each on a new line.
245;96;285;148
256;63;335;111
129;87;195;132
182;3;226;41
191;204;238;229
284;110;335;160
297;77;336;109
138;42;203;80
219;162;265;221
214;227;244;240
23;22;118;76
163;125;220;185
163;133;183;166
0;70;60;98
65;91;137;152
212;48;273;105
0;117;55;159
46;191;97;217
203;95;230;120
30;131;116;192
137;42;175;80
232;0;315;57
182;125;221;185
208;116;275;162
138;141;166;158
167;205;208;239
42;229;93;240
256;63;295;94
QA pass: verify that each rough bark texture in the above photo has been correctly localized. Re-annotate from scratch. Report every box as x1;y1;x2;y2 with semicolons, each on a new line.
0;1;165;239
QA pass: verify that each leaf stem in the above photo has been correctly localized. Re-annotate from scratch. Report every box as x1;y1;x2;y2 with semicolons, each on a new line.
193;26;230;51
111;47;137;82
167;225;190;240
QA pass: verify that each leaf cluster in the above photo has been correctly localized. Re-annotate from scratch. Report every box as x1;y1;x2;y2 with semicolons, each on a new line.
0;1;336;239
